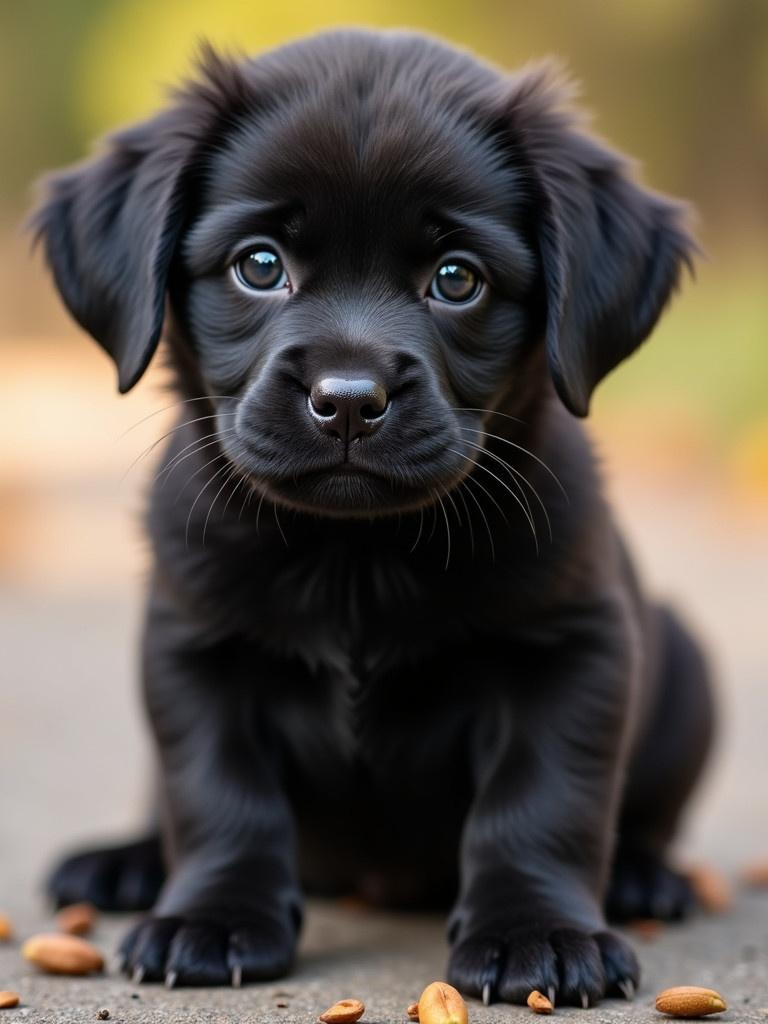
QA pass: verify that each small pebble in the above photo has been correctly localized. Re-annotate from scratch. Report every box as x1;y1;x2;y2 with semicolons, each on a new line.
97;1011;110;1020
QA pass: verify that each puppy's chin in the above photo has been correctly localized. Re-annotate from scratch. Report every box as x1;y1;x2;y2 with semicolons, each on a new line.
248;465;458;520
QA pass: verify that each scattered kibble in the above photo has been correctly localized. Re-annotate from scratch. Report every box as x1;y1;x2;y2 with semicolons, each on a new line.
57;902;98;936
527;990;553;1014
655;986;727;1017
742;859;768;888
687;864;732;914
22;933;104;975
318;999;366;1023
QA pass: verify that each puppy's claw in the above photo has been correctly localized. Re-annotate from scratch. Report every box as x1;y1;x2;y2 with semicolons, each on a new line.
132;965;145;985
231;963;243;989
618;978;635;1001
580;990;590;1010
481;981;492;1006
164;971;177;990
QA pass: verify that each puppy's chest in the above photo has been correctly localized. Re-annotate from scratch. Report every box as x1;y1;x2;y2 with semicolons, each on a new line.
254;547;451;672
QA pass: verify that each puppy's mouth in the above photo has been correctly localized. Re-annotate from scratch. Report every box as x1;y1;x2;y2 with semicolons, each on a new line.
226;437;466;519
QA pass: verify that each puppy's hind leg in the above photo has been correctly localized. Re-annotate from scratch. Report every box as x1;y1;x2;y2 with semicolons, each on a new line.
607;606;715;923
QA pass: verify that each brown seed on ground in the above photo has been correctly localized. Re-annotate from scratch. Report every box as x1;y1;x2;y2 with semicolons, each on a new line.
97;1010;110;1020
406;1002;420;1021
56;902;98;936
318;999;366;1023
742;859;768;888
0;993;20;1010
0;915;12;942
21;933;104;975
418;982;468;1024
687;864;732;914
527;990;554;1014
655;985;727;1017
629;918;664;941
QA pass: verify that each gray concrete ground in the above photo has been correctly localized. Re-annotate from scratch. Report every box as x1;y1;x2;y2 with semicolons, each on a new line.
2;455;768;1021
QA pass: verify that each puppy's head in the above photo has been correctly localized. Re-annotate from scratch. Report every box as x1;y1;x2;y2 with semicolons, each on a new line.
32;31;694;517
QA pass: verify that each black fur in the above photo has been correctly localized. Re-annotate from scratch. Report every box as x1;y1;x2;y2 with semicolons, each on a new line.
32;30;713;1005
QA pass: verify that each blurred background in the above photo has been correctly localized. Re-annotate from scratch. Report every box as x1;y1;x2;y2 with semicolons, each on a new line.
1;0;766;904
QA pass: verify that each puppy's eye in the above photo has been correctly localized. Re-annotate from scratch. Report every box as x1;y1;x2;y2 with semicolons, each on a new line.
234;249;289;291
429;262;481;304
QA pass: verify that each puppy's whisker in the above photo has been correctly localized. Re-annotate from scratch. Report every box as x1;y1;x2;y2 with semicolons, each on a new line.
409;507;425;555
443;486;463;528
202;463;241;545
459;426;568;501
160;430;237;490
118;395;232;439
462;475;495;561
121;413;235;482
156;426;231;477
463;439;536;535
185;460;234;548
221;461;249;517
446;447;538;552
174;450;229;506
463;438;552;542
273;502;289;548
434;491;452;571
450;406;526;427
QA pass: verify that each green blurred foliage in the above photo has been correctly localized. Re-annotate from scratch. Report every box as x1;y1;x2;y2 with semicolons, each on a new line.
2;0;766;438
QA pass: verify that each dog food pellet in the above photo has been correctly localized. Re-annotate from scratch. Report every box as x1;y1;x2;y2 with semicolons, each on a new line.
97;1010;110;1020
687;864;732;913
629;918;664;941
22;933;104;975
742;859;768;888
0;915;12;942
655;986;727;1017
318;999;365;1023
527;990;553;1014
57;902;98;936
418;982;468;1024
0;993;20;1010
406;1003;420;1020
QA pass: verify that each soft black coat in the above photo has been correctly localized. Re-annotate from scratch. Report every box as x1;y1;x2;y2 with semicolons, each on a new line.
34;30;713;1007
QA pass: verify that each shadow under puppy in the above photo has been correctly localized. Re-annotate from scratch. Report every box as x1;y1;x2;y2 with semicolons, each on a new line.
33;30;714;1007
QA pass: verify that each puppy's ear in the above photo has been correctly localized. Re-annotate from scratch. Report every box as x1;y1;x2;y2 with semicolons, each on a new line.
30;43;250;393
506;66;696;416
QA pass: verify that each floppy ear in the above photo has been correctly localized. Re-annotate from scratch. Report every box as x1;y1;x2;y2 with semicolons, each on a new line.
506;66;696;416
30;44;252;393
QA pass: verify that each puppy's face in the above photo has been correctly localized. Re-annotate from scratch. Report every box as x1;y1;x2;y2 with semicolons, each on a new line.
179;86;538;515
33;31;694;519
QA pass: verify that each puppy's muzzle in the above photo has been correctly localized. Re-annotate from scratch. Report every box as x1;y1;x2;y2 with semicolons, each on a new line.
308;376;389;443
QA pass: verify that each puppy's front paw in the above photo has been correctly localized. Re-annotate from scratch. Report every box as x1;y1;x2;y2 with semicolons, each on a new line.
447;925;639;1007
118;912;297;986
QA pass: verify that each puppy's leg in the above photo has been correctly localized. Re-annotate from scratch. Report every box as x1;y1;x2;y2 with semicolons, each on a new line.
607;606;714;922
119;595;302;987
447;602;640;1008
48;834;164;912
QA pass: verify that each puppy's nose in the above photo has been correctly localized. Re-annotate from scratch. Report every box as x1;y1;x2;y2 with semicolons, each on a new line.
308;376;389;441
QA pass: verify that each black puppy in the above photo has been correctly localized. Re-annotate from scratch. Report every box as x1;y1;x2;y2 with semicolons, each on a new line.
33;30;714;1007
